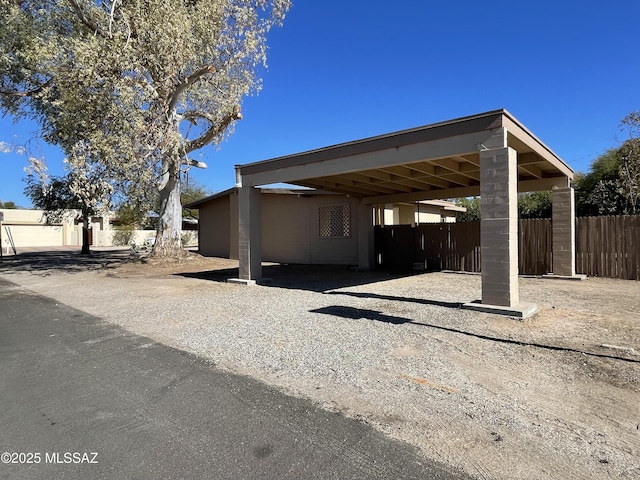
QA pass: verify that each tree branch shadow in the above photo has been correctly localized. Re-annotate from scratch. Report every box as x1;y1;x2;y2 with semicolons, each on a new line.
0;249;134;275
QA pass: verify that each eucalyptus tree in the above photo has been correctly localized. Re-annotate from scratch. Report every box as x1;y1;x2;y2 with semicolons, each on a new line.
0;0;290;257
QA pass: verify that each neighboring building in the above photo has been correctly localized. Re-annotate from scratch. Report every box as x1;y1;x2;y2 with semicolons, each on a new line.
374;200;465;226
186;187;463;265
0;208;110;248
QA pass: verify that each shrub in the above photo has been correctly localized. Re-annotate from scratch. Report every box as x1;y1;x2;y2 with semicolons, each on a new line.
112;225;135;246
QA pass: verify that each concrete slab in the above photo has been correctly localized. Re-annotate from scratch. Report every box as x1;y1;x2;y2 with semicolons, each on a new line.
462;300;539;319
542;274;587;281
227;277;257;285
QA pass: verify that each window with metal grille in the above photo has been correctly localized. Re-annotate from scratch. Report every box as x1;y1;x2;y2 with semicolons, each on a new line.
318;204;350;238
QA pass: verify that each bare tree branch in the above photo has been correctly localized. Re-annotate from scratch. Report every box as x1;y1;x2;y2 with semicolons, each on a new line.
66;0;109;37
183;106;242;154
0;78;52;97
167;66;215;114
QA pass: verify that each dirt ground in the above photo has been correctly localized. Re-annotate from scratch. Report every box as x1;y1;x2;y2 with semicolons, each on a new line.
1;249;639;479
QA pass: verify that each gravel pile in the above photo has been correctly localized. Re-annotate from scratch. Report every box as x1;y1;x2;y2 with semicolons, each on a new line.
2;255;639;480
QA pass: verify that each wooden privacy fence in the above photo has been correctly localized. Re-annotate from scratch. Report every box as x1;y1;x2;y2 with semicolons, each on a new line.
374;215;639;280
576;215;640;280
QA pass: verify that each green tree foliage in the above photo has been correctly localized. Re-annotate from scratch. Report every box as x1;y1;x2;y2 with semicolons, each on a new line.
518;191;552;219
455;192;553;221
115;179;208;229
574;149;627;216
0;201;16;209
0;0;290;257
574;111;640;216
181;180;210;220
618;112;640;214
454;196;480;222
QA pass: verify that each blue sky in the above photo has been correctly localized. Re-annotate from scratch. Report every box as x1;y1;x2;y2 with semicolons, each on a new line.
2;0;639;207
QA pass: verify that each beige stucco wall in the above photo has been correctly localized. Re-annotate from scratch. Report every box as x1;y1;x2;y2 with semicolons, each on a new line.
308;196;359;265
198;194;231;258
197;191;360;265
0;208;119;248
3;224;64;247
416;205;457;223
1;208;68;247
94;229;157;247
262;193;311;264
377;203;457;226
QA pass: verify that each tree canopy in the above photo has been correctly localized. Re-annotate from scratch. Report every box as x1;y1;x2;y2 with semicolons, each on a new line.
574;111;640;216
1;0;290;257
454;192;552;221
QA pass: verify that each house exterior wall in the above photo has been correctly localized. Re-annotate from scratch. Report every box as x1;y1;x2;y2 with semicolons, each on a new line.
377;203;459;226
0;209;120;248
308;195;359;265
196;191;360;265
4;224;64;247
262;193;311;264
198;194;231;258
416;205;457;223
229;191;239;260
1;209;69;247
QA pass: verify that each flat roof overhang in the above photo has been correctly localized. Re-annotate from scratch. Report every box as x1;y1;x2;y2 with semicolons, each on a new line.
235;109;574;204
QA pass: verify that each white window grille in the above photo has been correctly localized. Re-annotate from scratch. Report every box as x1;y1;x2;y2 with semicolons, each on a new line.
318;204;350;238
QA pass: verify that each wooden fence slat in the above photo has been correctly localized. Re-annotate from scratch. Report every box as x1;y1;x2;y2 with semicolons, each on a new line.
375;215;639;280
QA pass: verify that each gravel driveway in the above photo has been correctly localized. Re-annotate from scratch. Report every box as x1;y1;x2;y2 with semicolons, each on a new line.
1;248;639;479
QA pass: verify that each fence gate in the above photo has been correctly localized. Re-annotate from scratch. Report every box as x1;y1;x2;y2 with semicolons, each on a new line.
374;224;415;270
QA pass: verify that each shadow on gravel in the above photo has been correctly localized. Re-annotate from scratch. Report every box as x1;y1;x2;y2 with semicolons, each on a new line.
0;249;135;275
177;264;422;292
325;290;464;309
311;305;640;365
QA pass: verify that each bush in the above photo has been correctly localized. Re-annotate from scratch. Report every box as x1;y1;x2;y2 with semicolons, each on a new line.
112;225;135;246
181;231;197;247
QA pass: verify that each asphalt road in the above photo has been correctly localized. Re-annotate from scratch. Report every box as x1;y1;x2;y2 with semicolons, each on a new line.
0;278;470;480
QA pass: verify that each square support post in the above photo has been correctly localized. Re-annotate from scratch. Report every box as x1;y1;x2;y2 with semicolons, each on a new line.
237;186;262;281
357;201;375;270
551;187;577;277
480;147;519;307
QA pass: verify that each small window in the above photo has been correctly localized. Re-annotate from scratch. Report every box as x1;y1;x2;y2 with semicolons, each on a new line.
319;204;350;238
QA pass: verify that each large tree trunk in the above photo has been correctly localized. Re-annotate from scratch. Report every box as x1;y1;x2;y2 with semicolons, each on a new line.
152;156;184;258
80;210;91;255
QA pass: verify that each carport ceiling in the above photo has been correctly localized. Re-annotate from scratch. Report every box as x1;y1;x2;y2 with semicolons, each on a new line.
236;109;574;203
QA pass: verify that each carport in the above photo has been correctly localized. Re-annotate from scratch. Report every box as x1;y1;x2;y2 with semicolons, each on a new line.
233;109;577;317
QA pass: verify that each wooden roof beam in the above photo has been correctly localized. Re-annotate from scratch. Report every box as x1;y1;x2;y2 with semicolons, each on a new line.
429;158;480;183
380;165;451;189
518;163;544;179
337;173;406;194
298;178;371;197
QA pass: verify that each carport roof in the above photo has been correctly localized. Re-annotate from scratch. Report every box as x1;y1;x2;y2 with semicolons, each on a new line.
235;109;574;204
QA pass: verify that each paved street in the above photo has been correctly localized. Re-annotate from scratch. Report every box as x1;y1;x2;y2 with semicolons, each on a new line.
0;278;468;480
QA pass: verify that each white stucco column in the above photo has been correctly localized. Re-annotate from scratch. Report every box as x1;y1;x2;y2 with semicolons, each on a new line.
551;186;576;277
480;146;519;307
357;200;375;270
237;186;262;281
